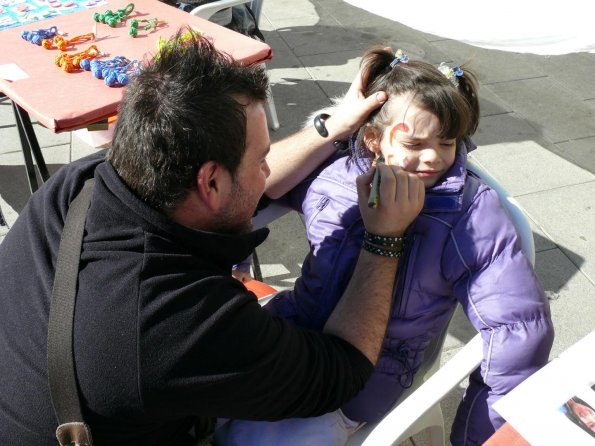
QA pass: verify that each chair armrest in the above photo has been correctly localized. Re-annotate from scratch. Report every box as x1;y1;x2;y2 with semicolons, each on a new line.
188;0;253;19
360;333;483;446
252;202;292;229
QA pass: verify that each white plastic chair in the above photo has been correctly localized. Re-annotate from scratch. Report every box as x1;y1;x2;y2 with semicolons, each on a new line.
345;158;536;446
188;0;280;130
244;158;535;446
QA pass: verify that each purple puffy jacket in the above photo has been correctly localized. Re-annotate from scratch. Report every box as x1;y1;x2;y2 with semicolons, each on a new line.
266;140;554;445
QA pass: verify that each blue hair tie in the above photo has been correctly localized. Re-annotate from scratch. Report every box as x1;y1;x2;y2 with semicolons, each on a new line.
389;49;409;69
438;62;464;87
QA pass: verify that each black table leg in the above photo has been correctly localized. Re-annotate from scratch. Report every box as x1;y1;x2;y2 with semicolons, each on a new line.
11;102;50;194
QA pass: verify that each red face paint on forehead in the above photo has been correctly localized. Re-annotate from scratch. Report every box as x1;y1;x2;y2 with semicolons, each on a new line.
395;122;410;134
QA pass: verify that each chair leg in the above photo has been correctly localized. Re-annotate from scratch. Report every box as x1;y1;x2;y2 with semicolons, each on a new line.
265;84;280;131
427;424;445;446
252;250;263;282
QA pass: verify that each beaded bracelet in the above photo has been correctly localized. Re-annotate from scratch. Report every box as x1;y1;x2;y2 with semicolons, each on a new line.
362;241;405;258
362;240;403;251
364;230;408;247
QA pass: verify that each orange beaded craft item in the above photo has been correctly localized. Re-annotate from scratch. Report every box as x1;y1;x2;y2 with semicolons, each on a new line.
55;44;101;72
42;32;95;50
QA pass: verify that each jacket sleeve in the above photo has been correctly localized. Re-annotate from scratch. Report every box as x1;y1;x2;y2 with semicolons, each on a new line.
443;187;554;446
265;165;365;330
139;274;373;421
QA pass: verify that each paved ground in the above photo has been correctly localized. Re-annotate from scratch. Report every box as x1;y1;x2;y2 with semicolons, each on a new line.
1;0;594;444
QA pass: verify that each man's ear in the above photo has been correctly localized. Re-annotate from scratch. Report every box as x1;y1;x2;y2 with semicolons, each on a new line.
363;124;382;156
196;161;231;211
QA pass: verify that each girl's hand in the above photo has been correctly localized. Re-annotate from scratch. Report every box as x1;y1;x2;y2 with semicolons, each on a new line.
356;163;425;236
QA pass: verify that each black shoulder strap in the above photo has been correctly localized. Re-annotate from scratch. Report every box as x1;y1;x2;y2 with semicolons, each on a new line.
47;178;95;446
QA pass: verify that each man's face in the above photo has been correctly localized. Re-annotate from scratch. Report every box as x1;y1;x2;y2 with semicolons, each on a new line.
212;101;271;234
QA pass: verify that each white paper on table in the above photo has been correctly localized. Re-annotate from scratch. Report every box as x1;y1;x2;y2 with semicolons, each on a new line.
0;63;29;82
494;330;595;445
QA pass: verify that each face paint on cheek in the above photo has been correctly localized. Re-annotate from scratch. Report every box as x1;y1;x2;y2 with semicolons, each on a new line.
386;122;411;168
386;153;408;169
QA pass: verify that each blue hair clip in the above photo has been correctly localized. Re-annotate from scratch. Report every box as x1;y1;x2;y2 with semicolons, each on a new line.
389;49;409;69
438;62;464;87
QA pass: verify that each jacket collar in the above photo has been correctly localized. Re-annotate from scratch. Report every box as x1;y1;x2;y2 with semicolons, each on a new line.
96;161;269;269
422;138;475;213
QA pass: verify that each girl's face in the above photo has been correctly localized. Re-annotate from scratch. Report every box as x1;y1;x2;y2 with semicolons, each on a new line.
373;93;457;188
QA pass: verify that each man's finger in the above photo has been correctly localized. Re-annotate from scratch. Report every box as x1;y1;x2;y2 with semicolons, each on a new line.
393;169;409;205
417;179;425;205
378;164;397;205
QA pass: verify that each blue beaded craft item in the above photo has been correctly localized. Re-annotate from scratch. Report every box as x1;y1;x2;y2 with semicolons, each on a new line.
81;56;141;87
21;26;58;46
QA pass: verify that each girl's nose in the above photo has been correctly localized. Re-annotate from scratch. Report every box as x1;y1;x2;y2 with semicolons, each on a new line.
419;148;440;164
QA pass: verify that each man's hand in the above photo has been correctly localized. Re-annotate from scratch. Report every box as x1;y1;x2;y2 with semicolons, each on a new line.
264;62;388;199
323;70;388;141
356;164;425;236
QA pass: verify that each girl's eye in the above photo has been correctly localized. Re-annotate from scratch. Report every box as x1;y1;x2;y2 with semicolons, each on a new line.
401;142;420;149
441;141;456;148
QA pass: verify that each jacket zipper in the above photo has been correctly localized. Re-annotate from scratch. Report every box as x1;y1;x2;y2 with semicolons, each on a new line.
307;196;330;231
394;234;419;318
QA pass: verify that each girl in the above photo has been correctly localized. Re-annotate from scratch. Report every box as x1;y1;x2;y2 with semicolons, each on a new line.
222;47;554;446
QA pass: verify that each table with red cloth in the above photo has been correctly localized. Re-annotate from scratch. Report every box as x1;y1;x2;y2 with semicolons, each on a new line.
0;0;272;191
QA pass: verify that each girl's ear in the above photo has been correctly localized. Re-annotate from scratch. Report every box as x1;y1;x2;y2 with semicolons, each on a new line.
363;125;382;155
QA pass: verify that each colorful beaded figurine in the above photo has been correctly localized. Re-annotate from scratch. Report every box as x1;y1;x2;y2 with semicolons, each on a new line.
21;26;58;45
42;32;95;50
93;3;134;27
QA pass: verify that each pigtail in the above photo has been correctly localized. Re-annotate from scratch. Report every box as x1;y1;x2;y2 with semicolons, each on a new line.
359;46;395;96
458;64;480;136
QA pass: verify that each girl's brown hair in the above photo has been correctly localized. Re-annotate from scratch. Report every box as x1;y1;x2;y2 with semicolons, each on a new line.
353;47;480;161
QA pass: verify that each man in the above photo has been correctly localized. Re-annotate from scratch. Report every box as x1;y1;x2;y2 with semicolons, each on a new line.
0;30;424;445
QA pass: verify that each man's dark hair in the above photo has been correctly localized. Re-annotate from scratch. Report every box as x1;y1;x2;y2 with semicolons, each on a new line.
108;28;268;212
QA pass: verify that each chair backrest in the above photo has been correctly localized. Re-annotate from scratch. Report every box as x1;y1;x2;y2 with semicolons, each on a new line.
467;159;535;266
189;0;262;24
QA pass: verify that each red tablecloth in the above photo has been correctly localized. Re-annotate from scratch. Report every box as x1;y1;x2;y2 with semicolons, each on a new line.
483;423;531;446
